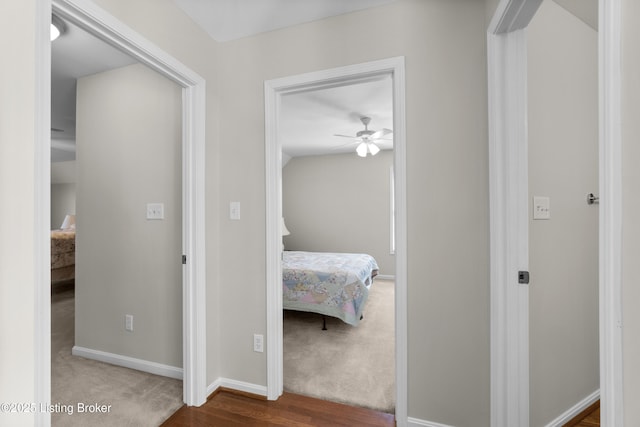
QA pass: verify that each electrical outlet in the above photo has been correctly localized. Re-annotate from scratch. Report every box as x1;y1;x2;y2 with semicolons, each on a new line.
253;334;264;353
125;314;134;332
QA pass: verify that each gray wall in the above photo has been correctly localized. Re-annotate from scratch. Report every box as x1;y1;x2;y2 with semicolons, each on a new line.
75;64;183;368
527;1;599;425
0;1;38;424
283;151;395;276
622;0;640;423
94;0;225;389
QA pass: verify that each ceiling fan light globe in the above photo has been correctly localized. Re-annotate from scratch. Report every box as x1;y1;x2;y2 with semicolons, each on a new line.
356;142;368;157
51;15;66;41
369;143;380;156
51;24;60;41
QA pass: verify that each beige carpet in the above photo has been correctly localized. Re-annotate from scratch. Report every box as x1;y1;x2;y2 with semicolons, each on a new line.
51;288;183;426
283;279;396;414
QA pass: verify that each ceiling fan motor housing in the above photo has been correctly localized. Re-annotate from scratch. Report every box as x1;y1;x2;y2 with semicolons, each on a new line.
357;116;374;139
356;129;375;138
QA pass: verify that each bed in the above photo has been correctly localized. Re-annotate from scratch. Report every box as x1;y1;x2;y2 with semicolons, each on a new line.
282;251;379;327
51;230;75;285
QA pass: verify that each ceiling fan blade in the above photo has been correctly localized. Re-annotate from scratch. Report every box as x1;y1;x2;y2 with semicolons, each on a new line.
370;128;393;140
333;134;356;138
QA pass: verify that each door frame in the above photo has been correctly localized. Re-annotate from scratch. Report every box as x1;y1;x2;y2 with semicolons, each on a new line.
36;0;207;423
487;0;623;425
264;56;407;424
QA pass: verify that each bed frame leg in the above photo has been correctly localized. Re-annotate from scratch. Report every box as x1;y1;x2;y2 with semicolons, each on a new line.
322;316;327;331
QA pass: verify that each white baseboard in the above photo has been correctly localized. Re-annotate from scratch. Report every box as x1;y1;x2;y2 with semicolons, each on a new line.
405;389;599;427
71;346;183;380
407;417;455;427
544;389;600;427
207;377;268;398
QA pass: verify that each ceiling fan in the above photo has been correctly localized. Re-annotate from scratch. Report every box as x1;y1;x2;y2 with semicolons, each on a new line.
334;116;392;157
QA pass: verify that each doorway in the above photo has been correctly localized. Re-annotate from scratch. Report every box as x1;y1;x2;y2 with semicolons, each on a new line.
51;53;184;423
279;76;395;412
264;56;407;421
487;0;622;425
34;2;207;421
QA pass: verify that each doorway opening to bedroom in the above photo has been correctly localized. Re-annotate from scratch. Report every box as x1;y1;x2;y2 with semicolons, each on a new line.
279;76;396;413
265;58;406;418
50;10;185;424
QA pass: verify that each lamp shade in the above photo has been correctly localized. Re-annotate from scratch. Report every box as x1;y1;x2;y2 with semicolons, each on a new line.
282;218;290;236
60;214;76;230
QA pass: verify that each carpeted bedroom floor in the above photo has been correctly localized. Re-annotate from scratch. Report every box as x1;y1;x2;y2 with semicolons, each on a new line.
283;278;396;414
51;288;183;427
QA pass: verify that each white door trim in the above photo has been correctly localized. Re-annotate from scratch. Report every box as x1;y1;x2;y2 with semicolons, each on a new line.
487;4;542;425
35;4;53;426
264;56;407;425
598;0;624;424
487;0;623;426
37;1;207;423
487;23;532;427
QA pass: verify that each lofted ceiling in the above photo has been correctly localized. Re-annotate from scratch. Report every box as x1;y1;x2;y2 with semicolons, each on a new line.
552;0;598;30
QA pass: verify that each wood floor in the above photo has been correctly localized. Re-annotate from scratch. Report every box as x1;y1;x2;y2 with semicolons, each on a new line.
565;401;600;427
161;389;395;427
162;389;600;427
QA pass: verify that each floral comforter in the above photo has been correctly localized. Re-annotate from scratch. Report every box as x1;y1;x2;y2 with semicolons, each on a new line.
51;230;75;283
282;251;379;326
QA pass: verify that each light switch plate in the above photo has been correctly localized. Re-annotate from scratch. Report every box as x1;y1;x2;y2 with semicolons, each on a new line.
230;202;241;220
146;203;164;220
532;196;550;220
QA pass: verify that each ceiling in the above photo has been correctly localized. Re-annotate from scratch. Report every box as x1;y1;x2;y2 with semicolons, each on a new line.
280;77;393;159
50;0;397;162
172;0;399;42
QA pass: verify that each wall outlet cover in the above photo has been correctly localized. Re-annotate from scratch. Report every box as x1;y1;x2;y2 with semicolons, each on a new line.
253;334;264;352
